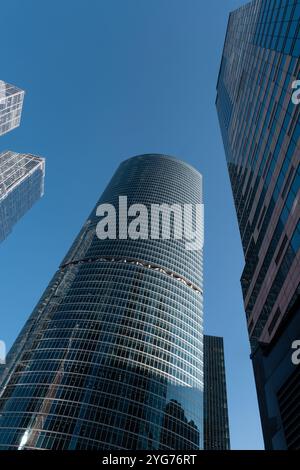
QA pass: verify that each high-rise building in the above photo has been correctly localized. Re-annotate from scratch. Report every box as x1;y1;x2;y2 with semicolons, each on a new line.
0;81;24;136
0;154;204;450
0;151;45;243
203;335;230;450
216;0;300;449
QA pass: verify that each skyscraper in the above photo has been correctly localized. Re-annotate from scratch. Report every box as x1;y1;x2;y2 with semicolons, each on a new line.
0;81;24;136
0;154;204;450
216;0;300;449
203;335;230;450
0;151;45;243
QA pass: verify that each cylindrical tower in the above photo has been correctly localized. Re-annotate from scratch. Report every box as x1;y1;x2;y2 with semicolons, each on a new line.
0;154;203;450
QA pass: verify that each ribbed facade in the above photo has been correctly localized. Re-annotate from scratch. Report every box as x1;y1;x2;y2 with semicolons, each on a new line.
216;0;300;449
0;151;45;242
0;154;204;450
0;81;24;136
203;335;230;450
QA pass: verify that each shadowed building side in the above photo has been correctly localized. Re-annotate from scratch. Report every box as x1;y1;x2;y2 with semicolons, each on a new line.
216;0;300;449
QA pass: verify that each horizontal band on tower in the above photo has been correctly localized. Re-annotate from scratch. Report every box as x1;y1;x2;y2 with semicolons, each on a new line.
61;255;203;295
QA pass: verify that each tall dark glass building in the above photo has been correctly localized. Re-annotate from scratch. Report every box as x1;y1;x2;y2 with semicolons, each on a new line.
203;335;230;450
0;154;204;450
0;80;24;136
216;0;300;449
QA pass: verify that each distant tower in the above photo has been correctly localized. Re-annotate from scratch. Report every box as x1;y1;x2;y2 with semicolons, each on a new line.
204;335;230;450
0;151;45;242
0;81;24;136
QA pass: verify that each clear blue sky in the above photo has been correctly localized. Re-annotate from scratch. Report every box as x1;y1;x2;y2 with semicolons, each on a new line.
0;0;264;449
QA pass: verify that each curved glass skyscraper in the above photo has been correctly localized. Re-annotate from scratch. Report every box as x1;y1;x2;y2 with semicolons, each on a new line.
0;154;203;450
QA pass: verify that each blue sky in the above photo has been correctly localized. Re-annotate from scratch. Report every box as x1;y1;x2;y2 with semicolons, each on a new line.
0;0;264;449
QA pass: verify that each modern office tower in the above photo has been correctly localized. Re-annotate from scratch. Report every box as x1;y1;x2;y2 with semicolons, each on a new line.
0;81;24;136
0;151;45;242
216;0;300;450
203;335;230;450
0;154;204;450
0;341;5;378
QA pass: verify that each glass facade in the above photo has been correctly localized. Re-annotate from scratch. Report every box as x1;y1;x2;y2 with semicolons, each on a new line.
203;335;230;450
216;0;300;449
0;151;45;243
0;81;24;136
0;154;204;450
